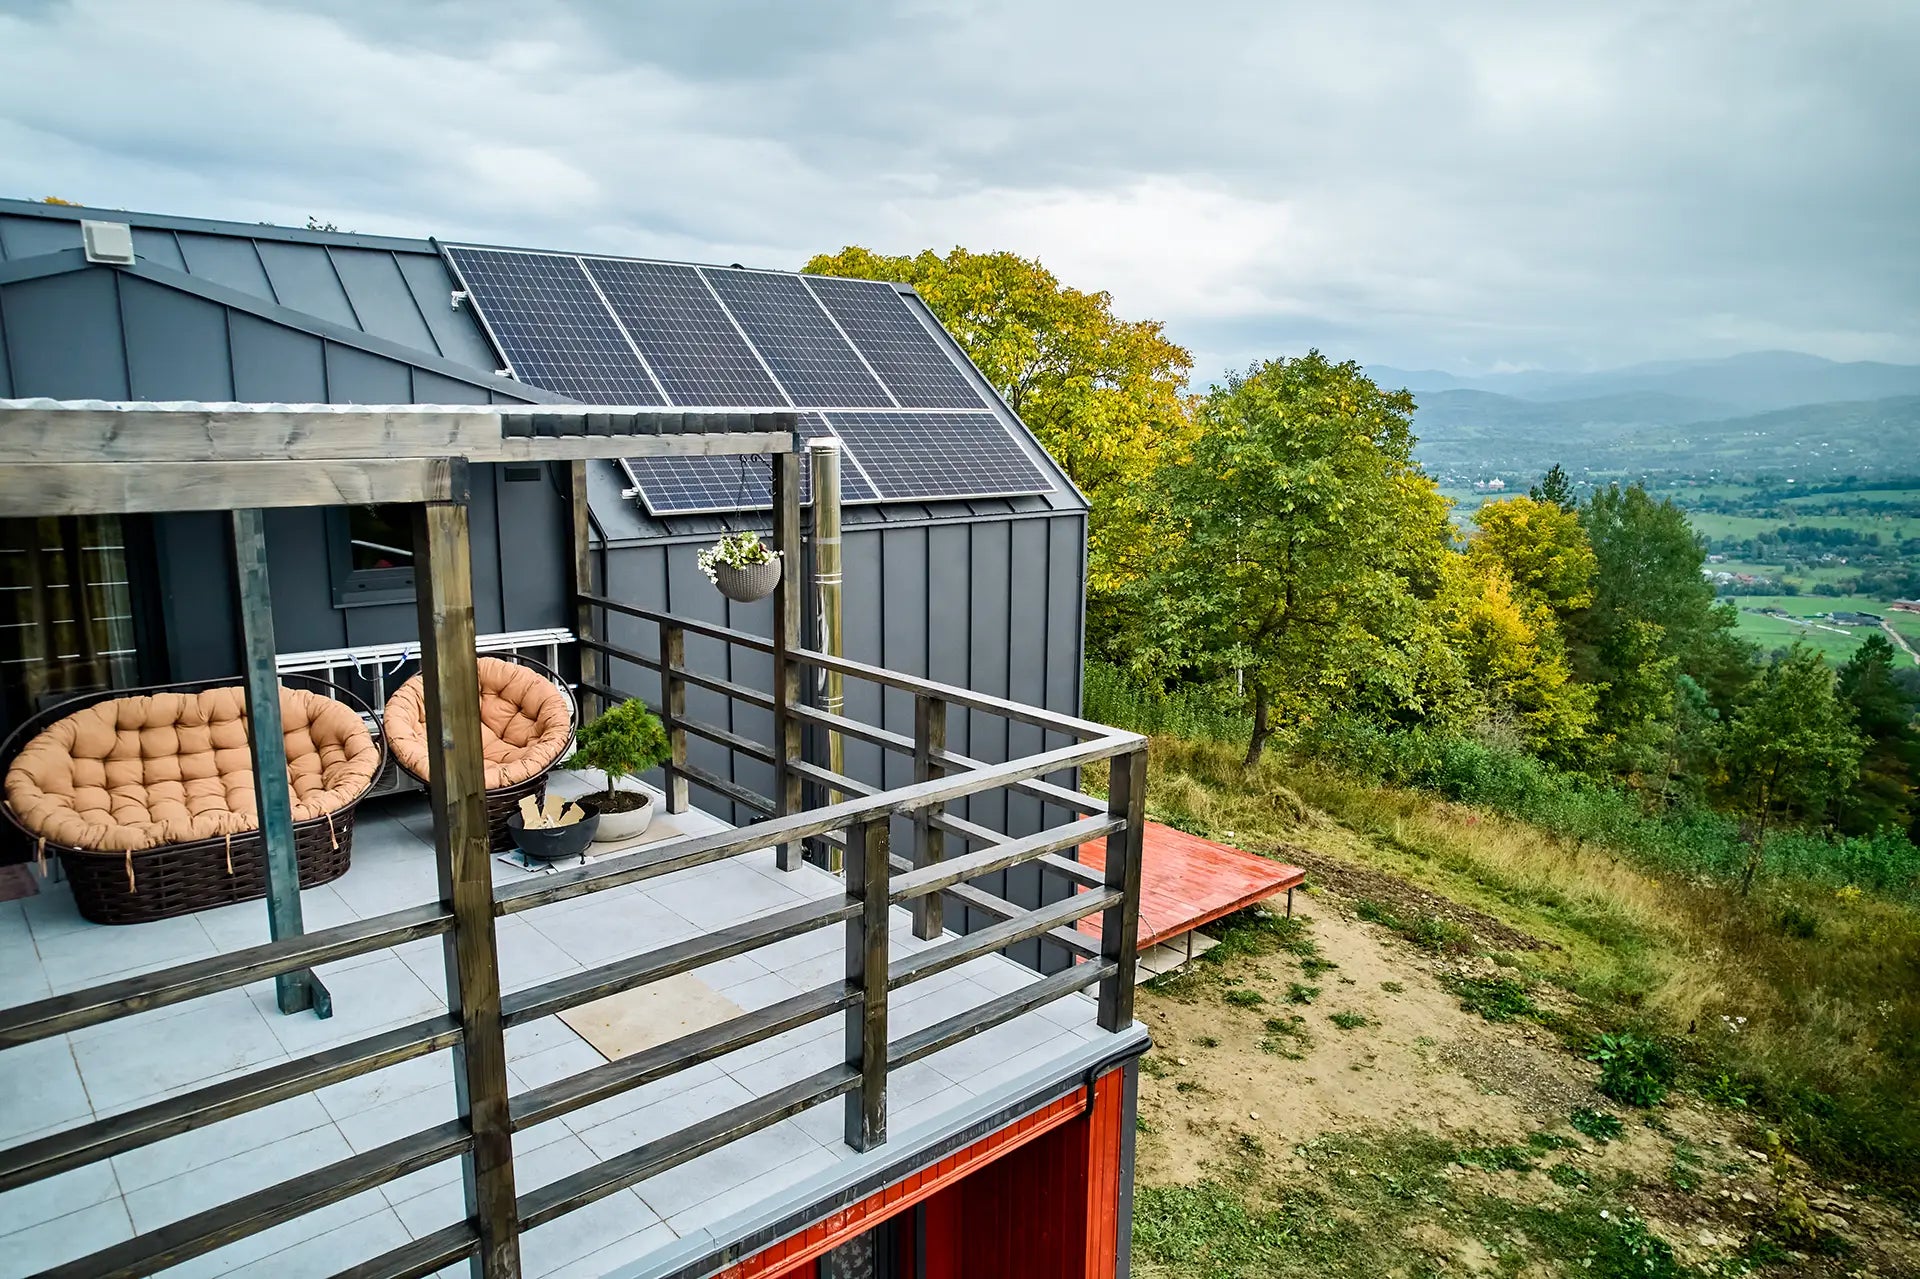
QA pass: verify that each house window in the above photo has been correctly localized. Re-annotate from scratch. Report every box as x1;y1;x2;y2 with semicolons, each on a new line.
328;504;415;607
0;515;140;714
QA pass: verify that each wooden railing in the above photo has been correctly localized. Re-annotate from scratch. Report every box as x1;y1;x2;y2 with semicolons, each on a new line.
0;603;1146;1279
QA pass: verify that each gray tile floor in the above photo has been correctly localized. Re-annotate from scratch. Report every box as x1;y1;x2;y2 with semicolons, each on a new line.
0;775;1112;1278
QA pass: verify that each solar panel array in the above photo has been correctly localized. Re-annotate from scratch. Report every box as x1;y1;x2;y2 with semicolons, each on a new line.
619;414;884;515
443;245;1055;515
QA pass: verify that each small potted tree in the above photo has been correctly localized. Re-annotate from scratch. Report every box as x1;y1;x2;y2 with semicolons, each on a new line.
564;698;671;842
698;531;782;603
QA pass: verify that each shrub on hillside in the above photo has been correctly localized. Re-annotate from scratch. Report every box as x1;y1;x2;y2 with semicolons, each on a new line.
1589;1032;1678;1107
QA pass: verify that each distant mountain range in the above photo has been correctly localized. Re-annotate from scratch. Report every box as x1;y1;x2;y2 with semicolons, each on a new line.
1373;351;1920;484
1372;351;1920;415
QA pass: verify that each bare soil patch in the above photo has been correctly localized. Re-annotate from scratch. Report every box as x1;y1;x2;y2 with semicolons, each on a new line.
1133;853;1920;1278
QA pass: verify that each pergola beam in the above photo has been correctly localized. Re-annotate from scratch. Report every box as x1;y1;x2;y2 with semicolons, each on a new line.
0;402;794;465
2;458;467;517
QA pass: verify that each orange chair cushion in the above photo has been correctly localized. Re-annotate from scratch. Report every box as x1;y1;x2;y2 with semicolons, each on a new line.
383;657;572;790
4;686;379;853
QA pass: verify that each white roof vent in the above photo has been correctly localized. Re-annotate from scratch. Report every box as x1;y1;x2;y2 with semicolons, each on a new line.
81;220;136;265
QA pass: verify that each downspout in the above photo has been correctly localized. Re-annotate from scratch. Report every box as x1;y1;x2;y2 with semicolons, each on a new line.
809;438;846;873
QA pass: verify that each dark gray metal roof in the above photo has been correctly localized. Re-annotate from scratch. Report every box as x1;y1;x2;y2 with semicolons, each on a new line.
0;196;1086;536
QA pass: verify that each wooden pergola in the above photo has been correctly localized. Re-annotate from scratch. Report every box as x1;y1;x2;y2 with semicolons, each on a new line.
0;400;1147;1279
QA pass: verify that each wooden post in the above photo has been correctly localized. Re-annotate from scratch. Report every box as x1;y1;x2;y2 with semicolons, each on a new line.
845;816;889;1151
912;694;947;941
411;492;522;1279
1097;746;1148;1031
770;450;804;870
229;508;328;1019
660;622;690;815
567;460;601;722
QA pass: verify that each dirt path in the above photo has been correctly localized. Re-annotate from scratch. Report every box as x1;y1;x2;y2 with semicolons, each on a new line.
1132;874;1920;1277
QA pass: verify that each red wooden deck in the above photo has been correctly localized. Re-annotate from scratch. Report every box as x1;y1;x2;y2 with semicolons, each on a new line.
1078;821;1306;948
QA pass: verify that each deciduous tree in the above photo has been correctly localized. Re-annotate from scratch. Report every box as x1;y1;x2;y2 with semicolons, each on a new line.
803;247;1195;636
1722;644;1862;891
1834;633;1920;838
1148;353;1452;764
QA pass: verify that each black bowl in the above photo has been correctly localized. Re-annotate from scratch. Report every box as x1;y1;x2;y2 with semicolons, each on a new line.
507;799;601;862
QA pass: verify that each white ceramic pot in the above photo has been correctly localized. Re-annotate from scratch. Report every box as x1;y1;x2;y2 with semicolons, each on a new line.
590;787;656;843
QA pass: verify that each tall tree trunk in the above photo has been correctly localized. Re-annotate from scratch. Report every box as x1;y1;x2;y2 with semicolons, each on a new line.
1244;684;1272;767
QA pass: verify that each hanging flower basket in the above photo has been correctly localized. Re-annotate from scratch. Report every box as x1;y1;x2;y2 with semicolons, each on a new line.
698;532;783;603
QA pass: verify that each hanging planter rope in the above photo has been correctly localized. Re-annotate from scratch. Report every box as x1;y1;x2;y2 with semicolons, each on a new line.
691;458;786;602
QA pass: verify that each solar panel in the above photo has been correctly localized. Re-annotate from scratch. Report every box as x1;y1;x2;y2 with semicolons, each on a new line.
582;258;787;406
625;414;882;516
443;247;664;404
701;268;894;408
803;277;986;409
824;411;1052;501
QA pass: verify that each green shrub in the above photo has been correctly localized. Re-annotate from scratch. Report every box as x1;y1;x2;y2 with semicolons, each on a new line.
1445;975;1536;1023
1223;988;1266;1008
1570;1107;1625;1143
1083;662;1252;744
1589;1032;1677;1107
1776;903;1820;939
1456;1144;1535;1172
565;698;671;801
1328;1010;1370;1030
1285;982;1320;1005
1296;714;1920;901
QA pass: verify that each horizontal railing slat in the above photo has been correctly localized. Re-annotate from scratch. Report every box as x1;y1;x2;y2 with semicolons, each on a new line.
790;759;1104;890
889;963;1114;1071
516;1065;859;1231
330;1222;477;1279
494;734;1138;915
678;714;776;763
511;982;855;1133
40;1120;470;1279
577;637;775;709
577;593;776;654
0;1013;459;1194
792;646;1120;741
679;759;775;813
942;883;1100;960
890;815;1123;902
0;903;453;1048
792;704;1103;814
889;888;1121;991
502;897;855;1027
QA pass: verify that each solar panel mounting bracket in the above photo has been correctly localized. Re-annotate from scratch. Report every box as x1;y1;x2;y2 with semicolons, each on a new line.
450;289;469;310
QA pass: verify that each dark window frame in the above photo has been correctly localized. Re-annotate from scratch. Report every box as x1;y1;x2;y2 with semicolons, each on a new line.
325;505;416;609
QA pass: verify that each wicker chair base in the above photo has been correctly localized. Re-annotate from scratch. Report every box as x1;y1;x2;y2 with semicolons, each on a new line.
57;818;355;926
486;775;547;855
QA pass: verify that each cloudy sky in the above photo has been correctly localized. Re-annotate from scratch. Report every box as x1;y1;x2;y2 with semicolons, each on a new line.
2;0;1914;381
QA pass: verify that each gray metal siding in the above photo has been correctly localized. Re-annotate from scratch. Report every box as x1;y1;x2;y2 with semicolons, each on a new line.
0;197;497;375
0;260;556;679
121;276;234;400
596;508;1088;970
1;268;128;398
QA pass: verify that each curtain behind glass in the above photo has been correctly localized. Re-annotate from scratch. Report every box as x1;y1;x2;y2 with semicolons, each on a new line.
0;515;139;714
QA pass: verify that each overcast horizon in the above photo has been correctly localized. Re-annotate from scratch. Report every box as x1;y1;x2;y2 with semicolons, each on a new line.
2;0;1914;383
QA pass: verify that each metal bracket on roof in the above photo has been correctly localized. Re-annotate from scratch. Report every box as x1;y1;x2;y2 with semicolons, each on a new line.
450;288;469;309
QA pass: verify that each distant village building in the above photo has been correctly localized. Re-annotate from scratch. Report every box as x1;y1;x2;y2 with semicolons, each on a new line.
1830;611;1884;626
1472;478;1507;492
1893;599;1920;614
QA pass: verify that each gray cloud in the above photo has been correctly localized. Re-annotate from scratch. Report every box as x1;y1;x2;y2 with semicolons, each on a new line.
1;0;1913;379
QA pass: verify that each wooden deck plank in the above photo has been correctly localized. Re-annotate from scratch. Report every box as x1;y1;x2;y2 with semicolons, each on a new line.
1077;822;1305;949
